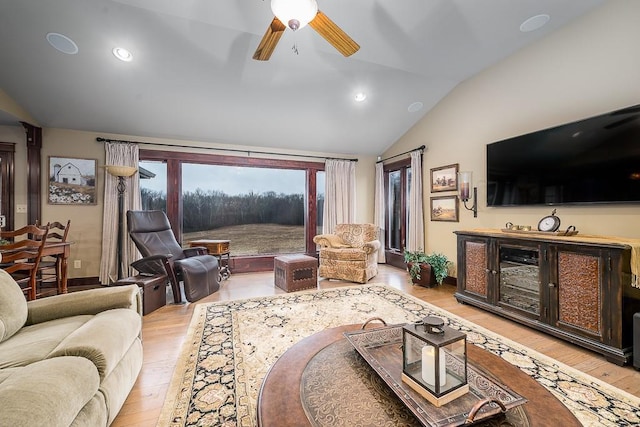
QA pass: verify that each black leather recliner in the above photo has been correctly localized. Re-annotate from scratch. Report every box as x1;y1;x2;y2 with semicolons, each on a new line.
127;210;220;303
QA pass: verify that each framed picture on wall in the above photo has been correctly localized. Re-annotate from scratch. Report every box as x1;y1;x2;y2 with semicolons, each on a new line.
48;156;98;205
430;195;459;222
430;163;459;192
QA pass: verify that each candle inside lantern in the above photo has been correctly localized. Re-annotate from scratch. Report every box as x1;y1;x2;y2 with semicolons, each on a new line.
421;345;447;387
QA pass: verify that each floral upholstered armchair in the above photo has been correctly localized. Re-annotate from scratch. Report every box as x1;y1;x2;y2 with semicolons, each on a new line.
313;223;381;283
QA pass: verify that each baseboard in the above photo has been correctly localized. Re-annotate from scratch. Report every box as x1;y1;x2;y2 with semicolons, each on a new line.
443;275;457;286
68;276;101;288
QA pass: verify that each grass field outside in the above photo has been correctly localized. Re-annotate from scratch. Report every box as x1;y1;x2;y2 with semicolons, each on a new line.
183;223;306;256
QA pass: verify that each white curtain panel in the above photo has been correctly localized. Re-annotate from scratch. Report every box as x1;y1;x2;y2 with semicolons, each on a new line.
322;159;356;234
374;162;386;263
407;150;425;251
99;142;142;284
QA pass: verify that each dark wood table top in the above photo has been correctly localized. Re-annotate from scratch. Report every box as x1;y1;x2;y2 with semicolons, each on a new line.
257;324;581;427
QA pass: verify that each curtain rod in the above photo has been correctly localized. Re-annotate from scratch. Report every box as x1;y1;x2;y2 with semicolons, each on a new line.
376;145;426;163
96;137;358;162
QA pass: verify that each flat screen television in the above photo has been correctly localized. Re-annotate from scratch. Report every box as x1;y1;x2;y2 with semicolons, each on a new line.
486;104;640;206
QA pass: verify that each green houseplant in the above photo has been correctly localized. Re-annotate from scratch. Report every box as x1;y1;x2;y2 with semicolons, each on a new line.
403;249;452;287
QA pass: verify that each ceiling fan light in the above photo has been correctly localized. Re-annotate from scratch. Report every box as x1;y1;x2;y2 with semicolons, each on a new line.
271;0;318;31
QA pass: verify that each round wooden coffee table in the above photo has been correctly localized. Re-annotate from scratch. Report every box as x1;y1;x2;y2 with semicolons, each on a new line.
257;324;580;427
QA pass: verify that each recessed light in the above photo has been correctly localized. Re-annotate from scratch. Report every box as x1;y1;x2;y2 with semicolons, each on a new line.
520;14;551;32
112;47;133;62
408;101;423;113
354;92;367;102
46;32;78;55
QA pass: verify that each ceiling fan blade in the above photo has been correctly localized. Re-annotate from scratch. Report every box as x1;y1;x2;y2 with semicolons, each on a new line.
309;11;359;57
253;17;287;61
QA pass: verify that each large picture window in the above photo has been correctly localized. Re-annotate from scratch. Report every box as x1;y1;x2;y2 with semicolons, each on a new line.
181;163;305;256
139;150;324;272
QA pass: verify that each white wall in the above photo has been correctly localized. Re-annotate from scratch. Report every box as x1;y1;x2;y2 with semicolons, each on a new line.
383;0;640;269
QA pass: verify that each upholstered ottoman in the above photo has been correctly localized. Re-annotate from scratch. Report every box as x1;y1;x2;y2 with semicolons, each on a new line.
274;254;318;292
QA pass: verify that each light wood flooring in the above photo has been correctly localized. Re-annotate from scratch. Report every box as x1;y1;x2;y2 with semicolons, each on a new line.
111;264;640;426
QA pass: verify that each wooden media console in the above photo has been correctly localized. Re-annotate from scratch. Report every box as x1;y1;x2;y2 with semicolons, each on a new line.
454;229;640;365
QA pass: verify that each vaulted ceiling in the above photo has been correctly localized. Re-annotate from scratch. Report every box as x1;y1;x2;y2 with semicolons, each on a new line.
0;0;604;155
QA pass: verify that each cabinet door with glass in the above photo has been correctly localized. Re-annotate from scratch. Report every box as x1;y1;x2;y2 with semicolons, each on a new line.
496;241;544;321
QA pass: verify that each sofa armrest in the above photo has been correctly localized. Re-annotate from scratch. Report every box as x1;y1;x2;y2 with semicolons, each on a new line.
362;240;381;254
312;234;331;247
25;285;141;326
313;234;352;248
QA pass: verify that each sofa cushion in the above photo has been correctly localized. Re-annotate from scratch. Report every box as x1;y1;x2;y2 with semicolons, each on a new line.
320;247;368;261
69;393;108;427
48;308;142;380
0;356;100;427
100;338;143;425
0;269;28;343
0;315;92;369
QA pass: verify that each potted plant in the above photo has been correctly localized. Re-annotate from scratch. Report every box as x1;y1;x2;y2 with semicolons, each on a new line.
403;249;452;287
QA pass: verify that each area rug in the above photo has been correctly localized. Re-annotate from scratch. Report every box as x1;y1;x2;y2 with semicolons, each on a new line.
157;285;640;427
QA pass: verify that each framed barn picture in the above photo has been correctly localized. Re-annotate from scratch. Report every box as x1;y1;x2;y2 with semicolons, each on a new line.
430;163;459;192
430;195;459;222
48;156;98;205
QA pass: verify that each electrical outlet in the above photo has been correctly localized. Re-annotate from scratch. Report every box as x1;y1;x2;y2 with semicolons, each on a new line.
74;260;82;269
16;204;27;213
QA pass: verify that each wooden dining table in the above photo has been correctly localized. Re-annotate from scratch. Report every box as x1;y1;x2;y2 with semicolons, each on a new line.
0;241;73;294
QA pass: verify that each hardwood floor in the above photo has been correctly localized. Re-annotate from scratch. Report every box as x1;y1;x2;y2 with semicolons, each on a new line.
111;264;640;426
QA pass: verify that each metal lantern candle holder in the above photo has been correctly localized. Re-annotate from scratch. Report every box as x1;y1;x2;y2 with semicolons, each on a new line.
401;316;469;407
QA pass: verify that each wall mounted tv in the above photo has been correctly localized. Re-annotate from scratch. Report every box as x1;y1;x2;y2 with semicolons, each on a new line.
486;104;640;206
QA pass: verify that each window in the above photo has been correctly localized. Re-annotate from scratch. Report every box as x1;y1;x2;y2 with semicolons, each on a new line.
316;171;325;236
181;163;305;256
384;158;411;263
139;149;324;271
139;160;167;212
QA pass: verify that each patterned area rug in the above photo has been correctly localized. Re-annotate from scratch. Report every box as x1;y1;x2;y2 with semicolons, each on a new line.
157;285;640;427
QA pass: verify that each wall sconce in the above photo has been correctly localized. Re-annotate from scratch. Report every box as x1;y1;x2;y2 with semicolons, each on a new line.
458;171;477;218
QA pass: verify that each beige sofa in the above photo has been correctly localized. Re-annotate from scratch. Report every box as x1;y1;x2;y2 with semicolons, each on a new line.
313;223;381;283
0;269;143;426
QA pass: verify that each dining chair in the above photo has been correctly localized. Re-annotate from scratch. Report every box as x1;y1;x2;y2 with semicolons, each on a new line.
36;220;71;295
0;223;50;300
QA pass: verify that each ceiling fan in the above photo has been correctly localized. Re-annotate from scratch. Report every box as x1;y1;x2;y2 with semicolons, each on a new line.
253;0;359;61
